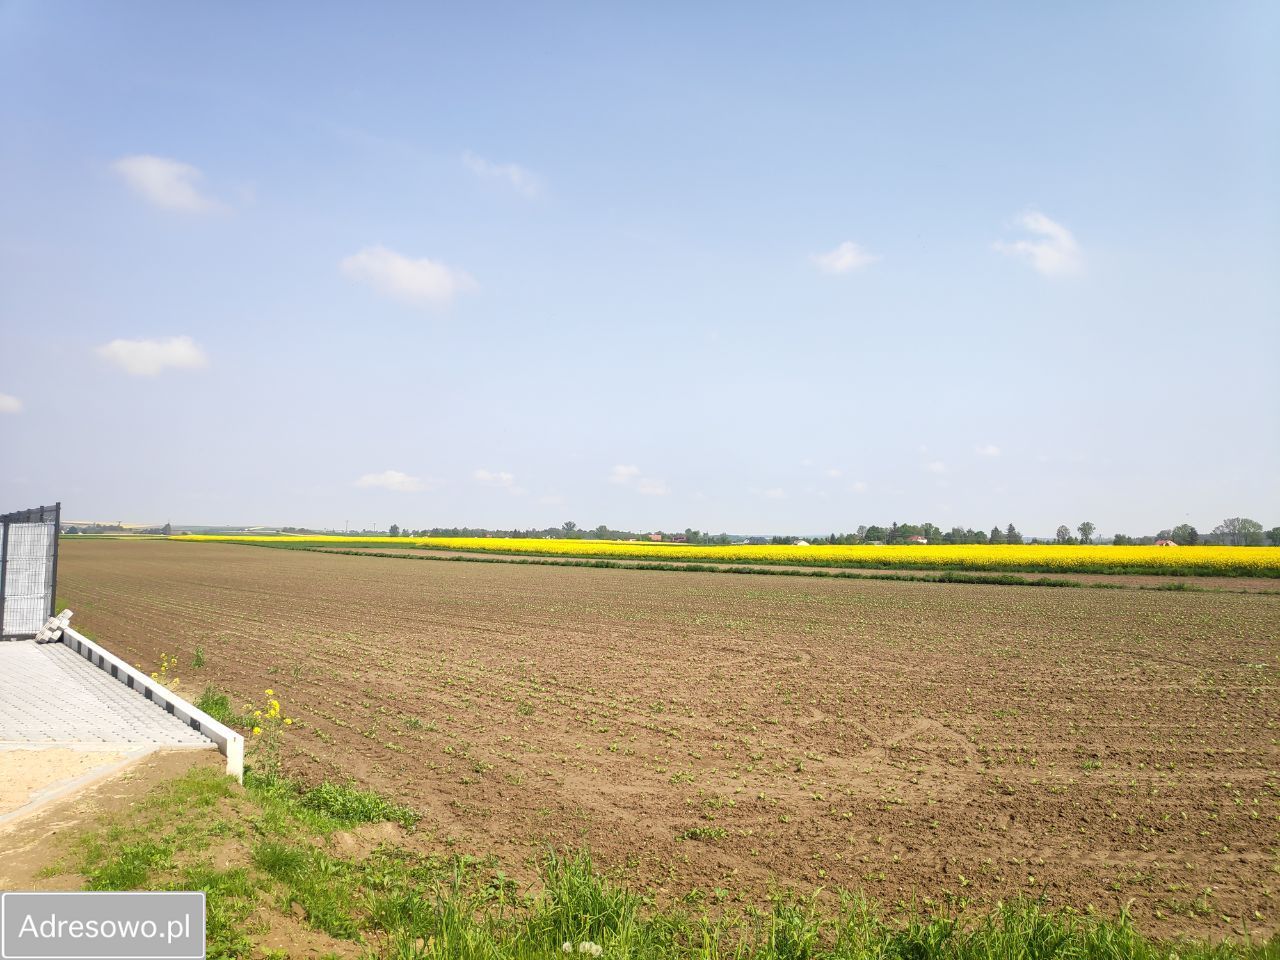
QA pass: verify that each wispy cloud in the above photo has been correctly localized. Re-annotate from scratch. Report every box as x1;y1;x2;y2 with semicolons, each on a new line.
761;487;788;500
812;240;879;274
341;246;476;306
635;478;670;496
474;468;525;495
355;470;428;493
925;461;948;475
824;467;843;478
0;392;22;414
473;468;516;488
609;465;640;484
610;464;668;495
994;211;1082;277
112;155;221;213
96;336;208;376
849;481;869;494
975;444;1001;457
462;151;544;198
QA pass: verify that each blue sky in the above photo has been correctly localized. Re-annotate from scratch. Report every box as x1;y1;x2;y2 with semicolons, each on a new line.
1;2;1276;535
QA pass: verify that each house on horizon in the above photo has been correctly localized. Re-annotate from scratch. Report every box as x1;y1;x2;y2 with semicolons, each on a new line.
1154;539;1179;547
906;535;929;544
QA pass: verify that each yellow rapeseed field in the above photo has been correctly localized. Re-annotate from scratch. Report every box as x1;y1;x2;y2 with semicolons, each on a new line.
172;535;1280;576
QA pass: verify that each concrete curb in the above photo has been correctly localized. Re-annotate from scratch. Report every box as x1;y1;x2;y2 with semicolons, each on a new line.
56;618;244;781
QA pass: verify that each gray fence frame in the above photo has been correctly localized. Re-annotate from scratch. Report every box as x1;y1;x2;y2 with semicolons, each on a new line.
0;502;61;640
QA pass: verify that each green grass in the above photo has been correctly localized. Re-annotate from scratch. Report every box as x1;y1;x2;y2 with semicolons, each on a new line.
297;780;420;828
194;687;249;727
52;765;1276;959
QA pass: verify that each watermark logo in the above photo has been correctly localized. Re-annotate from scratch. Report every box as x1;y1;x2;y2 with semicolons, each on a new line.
1;892;204;959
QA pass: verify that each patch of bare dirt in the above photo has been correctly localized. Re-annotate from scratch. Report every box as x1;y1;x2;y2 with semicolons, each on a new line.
0;749;223;889
0;748;129;819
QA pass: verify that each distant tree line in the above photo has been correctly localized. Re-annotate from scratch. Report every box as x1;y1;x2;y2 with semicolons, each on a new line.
62;523;128;534
62;522;175;535
788;522;1025;545
299;516;1280;547
1113;518;1277;547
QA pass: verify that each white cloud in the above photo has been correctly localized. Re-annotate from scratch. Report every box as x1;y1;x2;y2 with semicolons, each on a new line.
340;246;476;306
355;470;427;493
473;468;525;494
824;467;843;478
975;444;1001;457
473;468;516;488
609;464;641;484
925;461;948;474
994;211;1082;277
112;155;220;213
849;481;869;494
611;464;667;495
0;393;22;414
762;487;787;500
96;336;208;376
462;151;544;198
812;240;879;274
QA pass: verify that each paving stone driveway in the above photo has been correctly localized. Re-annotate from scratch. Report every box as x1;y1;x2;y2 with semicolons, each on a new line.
0;640;213;746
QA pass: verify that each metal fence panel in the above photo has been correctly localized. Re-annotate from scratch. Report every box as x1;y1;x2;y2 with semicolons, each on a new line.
1;503;60;639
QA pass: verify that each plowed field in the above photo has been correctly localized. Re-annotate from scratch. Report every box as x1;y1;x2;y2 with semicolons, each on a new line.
57;539;1280;939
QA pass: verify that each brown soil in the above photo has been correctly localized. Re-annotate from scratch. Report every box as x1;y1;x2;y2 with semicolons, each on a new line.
298;543;1280;593
56;540;1280;940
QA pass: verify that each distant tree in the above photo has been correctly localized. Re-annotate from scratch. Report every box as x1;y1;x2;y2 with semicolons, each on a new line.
864;525;887;542
562;521;578;535
1056;525;1072;544
988;526;1006;544
1113;533;1133;545
1267;527;1280;547
1213;517;1264;546
921;522;943;541
972;528;989;544
595;524;609;539
161;522;172;536
855;525;868;539
1077;521;1096;545
389;524;400;537
1170;523;1199;546
1005;523;1023;545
